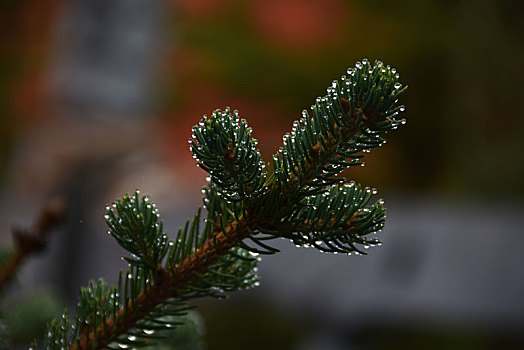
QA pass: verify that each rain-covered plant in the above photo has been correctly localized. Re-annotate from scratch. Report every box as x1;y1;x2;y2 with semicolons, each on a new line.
42;59;407;349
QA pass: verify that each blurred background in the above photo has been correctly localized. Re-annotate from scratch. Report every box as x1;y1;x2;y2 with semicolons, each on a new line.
1;0;523;348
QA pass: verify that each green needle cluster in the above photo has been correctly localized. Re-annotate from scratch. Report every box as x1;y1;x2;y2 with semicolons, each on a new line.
43;59;406;349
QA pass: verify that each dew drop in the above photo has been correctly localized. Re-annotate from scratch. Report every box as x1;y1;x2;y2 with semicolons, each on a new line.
143;329;155;335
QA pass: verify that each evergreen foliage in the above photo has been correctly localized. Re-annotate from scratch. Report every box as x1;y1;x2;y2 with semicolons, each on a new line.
42;59;406;349
191;109;267;201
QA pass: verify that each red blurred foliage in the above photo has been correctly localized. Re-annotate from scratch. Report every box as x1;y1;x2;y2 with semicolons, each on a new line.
166;47;216;84
11;71;46;121
1;0;63;122
250;0;349;50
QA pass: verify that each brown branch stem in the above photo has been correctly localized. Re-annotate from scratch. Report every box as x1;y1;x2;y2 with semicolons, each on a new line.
0;198;65;294
71;218;250;350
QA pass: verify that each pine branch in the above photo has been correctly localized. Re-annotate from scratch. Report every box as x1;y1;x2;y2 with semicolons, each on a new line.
272;59;405;199
0;198;65;294
43;59;407;349
70;218;249;349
